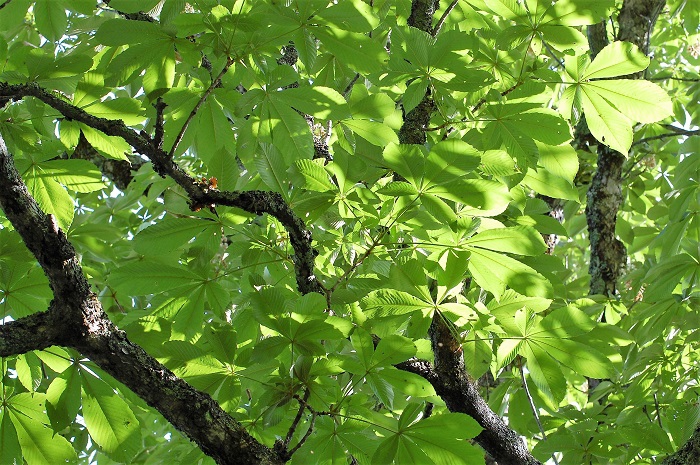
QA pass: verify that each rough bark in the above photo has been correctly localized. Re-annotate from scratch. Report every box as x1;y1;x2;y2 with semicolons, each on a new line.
397;0;440;146
0;134;285;465
663;423;700;465
585;0;665;297
401;314;542;465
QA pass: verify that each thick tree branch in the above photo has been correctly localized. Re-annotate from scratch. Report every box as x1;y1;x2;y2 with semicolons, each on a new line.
0;133;285;465
0;82;322;295
396;318;542;465
0;309;59;356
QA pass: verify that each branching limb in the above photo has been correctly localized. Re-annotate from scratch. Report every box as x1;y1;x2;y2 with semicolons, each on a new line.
0;309;59;356
0;81;322;295
0;133;285;465
394;318;542;465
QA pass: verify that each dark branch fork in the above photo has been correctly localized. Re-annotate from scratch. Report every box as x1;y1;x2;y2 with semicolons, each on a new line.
0;133;285;465
0;82;322;296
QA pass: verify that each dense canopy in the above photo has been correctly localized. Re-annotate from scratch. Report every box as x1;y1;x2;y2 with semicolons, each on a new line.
0;0;699;464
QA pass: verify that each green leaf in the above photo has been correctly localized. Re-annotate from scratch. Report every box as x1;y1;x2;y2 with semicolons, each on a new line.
465;226;547;256
362;289;431;318
343;119;399;146
314;27;388;74
40;159;107;193
46;366;82;431
523;345;567;403
522;167;580;201
7;393;77;465
33;0;68;43
108;0;161;13
377;181;419;196
372;335;416;366
294;159;336;192
537;143;579;183
468;248;553;299
81;98;146;125
255;143;290;198
81;373;140;462
80;124;131;161
579;87;633;154
95;18;170;45
424;140;481;188
24;171;74;230
542;0;615;26
537;337;614;378
315;0;380;33
276;86;351;120
582;41;650;80
0;412;22;465
584;80;673;124
264;97;315;161
350;94;396;119
133;218;215;255
109;261;201;295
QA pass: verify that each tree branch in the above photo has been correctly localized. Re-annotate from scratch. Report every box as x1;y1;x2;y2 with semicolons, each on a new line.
0;133;285;465
432;0;459;37
0;81;322;295
397;322;542;465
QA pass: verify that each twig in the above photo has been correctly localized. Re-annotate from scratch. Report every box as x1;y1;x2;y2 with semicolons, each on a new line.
654;393;663;429
0;0;13;10
648;76;700;82
631;127;700;147
472;80;524;113
284;389;311;448
168;57;235;158
287;411;316;456
432;0;459;37
153;98;166;150
520;361;560;465
343;73;361;98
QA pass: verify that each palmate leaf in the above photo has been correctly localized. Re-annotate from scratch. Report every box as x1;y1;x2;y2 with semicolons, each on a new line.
562;41;672;153
372;411;484;465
